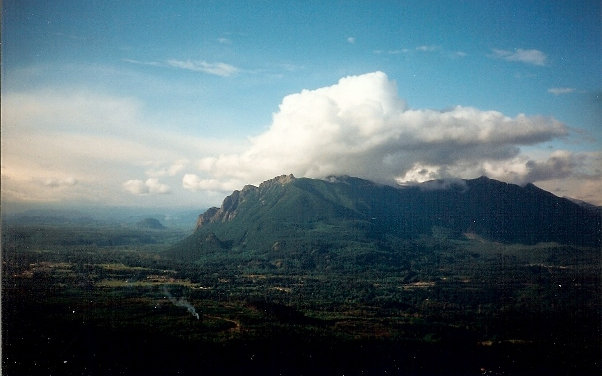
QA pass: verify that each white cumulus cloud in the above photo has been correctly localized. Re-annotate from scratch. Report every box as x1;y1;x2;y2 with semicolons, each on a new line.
123;178;171;195
184;71;573;191
182;174;242;192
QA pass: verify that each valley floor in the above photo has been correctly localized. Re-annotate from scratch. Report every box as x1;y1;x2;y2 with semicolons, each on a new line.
2;224;600;375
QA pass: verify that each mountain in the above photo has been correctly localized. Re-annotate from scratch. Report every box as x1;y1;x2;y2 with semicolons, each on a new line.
170;175;601;261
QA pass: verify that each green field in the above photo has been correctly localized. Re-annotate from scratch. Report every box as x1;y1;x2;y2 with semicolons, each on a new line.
2;222;600;375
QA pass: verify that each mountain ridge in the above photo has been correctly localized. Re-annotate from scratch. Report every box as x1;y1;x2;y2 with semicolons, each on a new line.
171;175;600;261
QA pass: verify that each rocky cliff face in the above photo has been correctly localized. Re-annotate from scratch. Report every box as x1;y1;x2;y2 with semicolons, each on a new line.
196;174;296;228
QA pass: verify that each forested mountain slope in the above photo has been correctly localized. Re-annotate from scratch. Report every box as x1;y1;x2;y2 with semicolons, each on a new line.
170;175;600;261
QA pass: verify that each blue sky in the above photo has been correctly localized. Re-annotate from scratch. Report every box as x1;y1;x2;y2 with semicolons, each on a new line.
2;0;601;209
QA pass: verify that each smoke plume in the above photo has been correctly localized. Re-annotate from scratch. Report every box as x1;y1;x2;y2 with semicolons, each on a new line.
161;286;200;320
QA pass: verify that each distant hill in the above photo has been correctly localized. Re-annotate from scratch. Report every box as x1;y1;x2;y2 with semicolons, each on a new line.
1;208;100;226
566;197;602;216
169;175;601;261
136;217;166;230
2;207;202;230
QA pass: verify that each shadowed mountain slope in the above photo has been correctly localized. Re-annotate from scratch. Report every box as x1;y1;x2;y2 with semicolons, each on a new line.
170;175;600;261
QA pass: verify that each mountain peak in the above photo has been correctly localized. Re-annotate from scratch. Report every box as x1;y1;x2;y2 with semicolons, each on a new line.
259;174;296;188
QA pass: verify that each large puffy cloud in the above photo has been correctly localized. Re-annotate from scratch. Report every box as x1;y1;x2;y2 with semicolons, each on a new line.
2;72;599;207
188;71;573;191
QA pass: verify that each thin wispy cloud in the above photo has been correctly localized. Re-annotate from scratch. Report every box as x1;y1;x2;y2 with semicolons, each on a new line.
43;177;78;188
347;37;356;44
123;58;240;77
53;32;86;41
0;89;238;204
167;59;239;77
491;48;547;66
375;46;454;57
278;63;304;72
548;87;576;95
416;45;439;52
145;159;189;178
374;45;462;59
122;58;163;67
373;49;407;55
217;37;232;44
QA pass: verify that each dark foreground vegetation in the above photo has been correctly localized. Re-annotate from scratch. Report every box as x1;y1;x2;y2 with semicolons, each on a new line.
2;221;600;375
